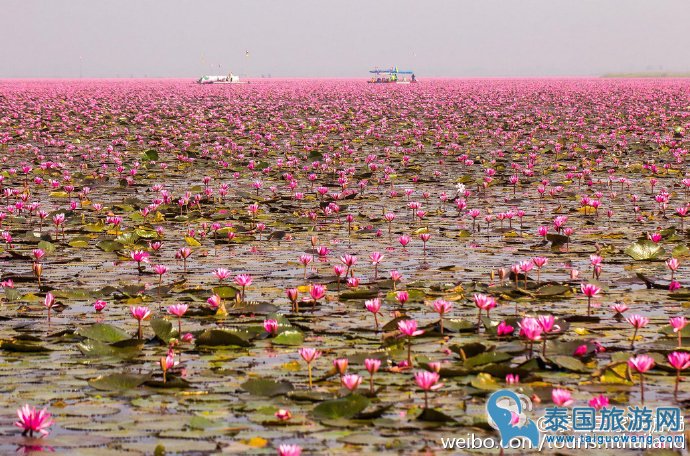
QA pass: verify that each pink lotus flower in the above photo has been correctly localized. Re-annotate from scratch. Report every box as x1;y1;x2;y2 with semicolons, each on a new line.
43;292;56;321
580;283;601;316
365;298;382;330
159;351;178;383
573;344;588;357
277;444;301;456
264;319;279;335
398;319;424;337
588;394;609;410
333;358;349;376
234;274;252;302
671;316;688;348
131;306;151;339
15;404;53;437
390;270;403;290
299;347;321;389
398;319;424;365
628;354;655;373
648;232;663;243
398;234;411;248
286;288;299;312
626;314;649;349
518;317;543;358
341;374;362;392
396;290;409;306
93;300;107;312
414;370;443;408
668;351;690;396
610;303;628;314
274;409;292;421
207;294;221;310
552;388;574;406
496;321;514;336
365;358;381;393
213;268;232;282
431;299;453;334
506;374;519;385
365;358;381;374
628;354;655;403
309;283;326;303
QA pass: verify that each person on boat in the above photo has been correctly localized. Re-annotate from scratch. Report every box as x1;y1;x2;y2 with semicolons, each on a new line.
411;73;416;82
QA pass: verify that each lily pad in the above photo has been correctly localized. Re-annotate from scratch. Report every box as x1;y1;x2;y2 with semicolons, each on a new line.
241;378;294;397
89;373;151;391
624;240;665;260
76;323;131;343
196;329;252;347
312;394;370;420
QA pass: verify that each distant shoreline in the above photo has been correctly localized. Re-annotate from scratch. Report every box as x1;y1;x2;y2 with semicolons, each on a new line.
602;72;690;78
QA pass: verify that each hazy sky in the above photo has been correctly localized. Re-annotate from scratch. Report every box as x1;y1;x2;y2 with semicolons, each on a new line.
2;0;690;78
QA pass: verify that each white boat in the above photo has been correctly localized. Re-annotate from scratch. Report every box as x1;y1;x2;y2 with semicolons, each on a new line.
368;67;417;84
197;73;247;84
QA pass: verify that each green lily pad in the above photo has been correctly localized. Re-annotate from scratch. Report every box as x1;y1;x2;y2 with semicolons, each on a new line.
196;329;252;347
1;340;51;352
470;373;500;391
89;373;151;391
150;317;174;343
417;408;457;422
550;355;590;373
76;323;131;343
624;240;665;260
271;330;304;346
312;394;370;420
76;339;144;358
535;284;572;297
96;240;124;253
464;351;512;369
241;378;294;397
212;286;238;299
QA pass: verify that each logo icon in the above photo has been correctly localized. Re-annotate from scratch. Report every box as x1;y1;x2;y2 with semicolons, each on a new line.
486;389;540;448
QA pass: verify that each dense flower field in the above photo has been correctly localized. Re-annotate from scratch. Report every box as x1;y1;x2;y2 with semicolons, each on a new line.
0;78;689;454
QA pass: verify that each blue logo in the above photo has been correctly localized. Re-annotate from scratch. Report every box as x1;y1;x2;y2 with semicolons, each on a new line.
487;389;541;448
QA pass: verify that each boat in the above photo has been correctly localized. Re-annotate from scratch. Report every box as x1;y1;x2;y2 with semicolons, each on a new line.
197;73;247;84
368;67;417;84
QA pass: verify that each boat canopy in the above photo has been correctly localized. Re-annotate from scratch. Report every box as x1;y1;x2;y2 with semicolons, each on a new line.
369;68;414;75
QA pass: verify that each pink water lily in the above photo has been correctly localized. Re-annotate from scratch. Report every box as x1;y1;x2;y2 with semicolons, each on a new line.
414;371;443;408
398;319;424;365
130;306;152;339
15;404;54;437
628;354;655;404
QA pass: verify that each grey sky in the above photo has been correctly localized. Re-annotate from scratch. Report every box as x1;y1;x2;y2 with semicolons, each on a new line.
2;0;689;78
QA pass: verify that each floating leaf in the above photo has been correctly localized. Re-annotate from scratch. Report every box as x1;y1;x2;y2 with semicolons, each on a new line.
624;240;665;260
312;394;370;420
76;323;131;343
150;318;174;343
535;284;572;297
1;340;51;353
471;373;500;391
417;408;457;422
549;355;590;373
464;351;512;369
212;285;238;299
77;339;143;358
142;149;159;161
89;373;151;391
241;378;294;397
184;236;201;247
271;330;304;346
196;329;252;347
96;240;124;253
